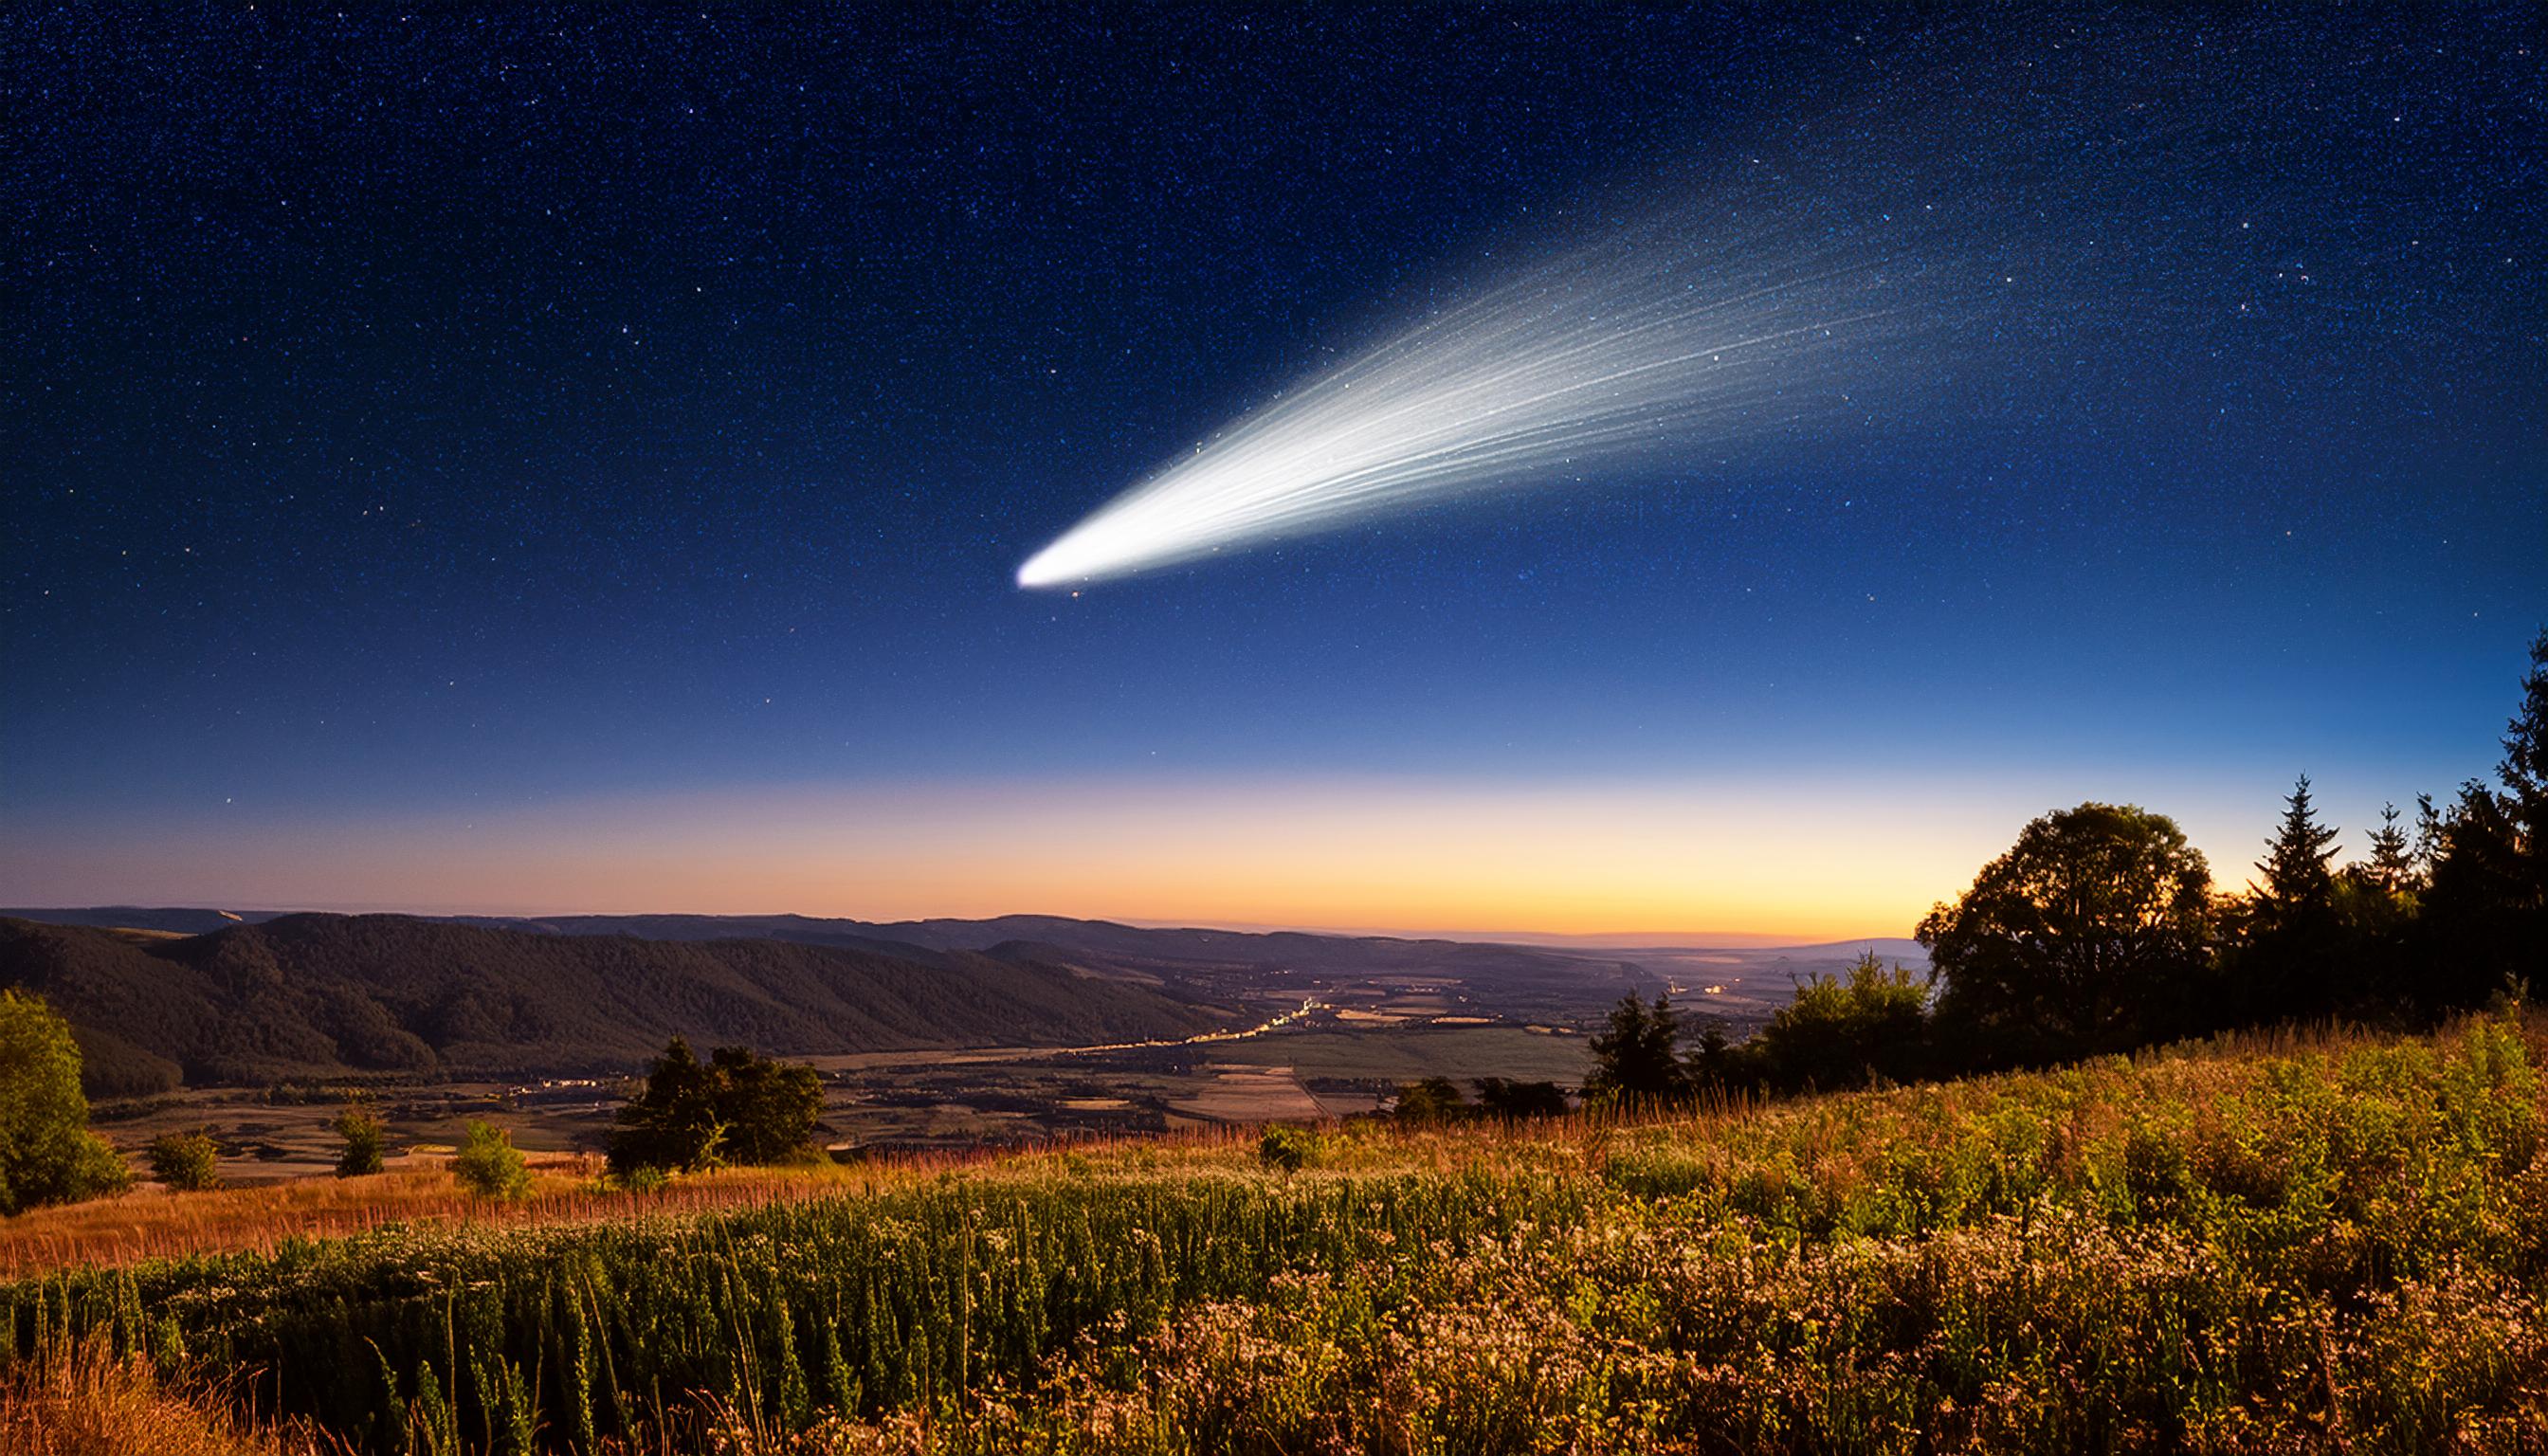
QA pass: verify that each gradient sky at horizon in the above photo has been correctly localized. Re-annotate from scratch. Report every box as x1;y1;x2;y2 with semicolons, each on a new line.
5;7;2541;940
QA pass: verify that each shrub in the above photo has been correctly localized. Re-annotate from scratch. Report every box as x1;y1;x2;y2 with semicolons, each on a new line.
1747;952;1933;1092
1393;1076;1469;1124
450;1120;531;1200
331;1101;388;1178
0;990;132;1214
143;1130;221;1192
611;1164;672;1194
1477;1078;1570;1119
1258;1123;1316;1173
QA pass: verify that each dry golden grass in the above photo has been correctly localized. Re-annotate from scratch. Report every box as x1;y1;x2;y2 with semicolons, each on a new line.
0;1128;1282;1280
0;1158;853;1279
0;1338;332;1455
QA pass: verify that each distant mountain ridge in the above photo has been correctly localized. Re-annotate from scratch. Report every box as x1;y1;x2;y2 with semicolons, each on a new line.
0;914;1228;1095
0;907;1920;967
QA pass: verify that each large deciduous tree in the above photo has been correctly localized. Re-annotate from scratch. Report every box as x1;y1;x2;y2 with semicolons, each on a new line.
1918;802;2214;1065
0;990;131;1214
608;1037;824;1175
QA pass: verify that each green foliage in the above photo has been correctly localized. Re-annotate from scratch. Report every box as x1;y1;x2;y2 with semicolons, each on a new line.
1392;1074;1468;1124
0;989;130;1215
332;1101;388;1178
611;1163;672;1194
450;1119;531;1200
1919;801;2214;1065
5;1016;2543;1453
144;1128;222;1192
1257;1123;1316;1173
1746;951;1932;1092
0;911;1219;1086
607;1038;825;1176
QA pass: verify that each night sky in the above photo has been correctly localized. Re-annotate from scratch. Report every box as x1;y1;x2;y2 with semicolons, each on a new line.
5;6;2541;937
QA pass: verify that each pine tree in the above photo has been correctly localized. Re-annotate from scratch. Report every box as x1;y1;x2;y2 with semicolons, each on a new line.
2257;774;2341;912
2497;628;2548;909
2412;792;2446;883
2364;802;2413;894
2231;774;2351;1022
2421;628;2548;1007
1584;991;1686;1105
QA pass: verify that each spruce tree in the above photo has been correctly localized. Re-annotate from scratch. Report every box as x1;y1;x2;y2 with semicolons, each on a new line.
2258;774;2341;913
2364;803;2414;894
2233;774;2350;1022
1584;991;1685;1105
2421;628;2548;1007
2497;628;2548;914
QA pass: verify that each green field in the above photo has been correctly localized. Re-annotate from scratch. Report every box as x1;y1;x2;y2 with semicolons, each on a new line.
1218;1024;1592;1083
6;1013;2544;1453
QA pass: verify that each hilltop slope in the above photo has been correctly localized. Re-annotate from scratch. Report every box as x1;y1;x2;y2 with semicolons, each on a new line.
5;1013;2543;1452
0;915;1227;1091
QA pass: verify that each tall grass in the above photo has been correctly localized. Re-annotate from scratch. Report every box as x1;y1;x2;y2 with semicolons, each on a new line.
4;1015;2542;1453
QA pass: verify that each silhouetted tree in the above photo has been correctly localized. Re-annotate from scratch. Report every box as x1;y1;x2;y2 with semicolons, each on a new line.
2420;628;2548;1008
2258;774;2342;906
2233;775;2353;1018
2412;792;2447;887
1583;991;1687;1105
2316;800;2427;1014
2363;803;2414;895
1919;803;2214;1066
1475;1077;1568;1119
1684;1017;1748;1095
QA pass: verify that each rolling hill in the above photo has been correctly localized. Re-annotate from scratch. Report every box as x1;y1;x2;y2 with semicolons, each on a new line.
0;915;1228;1094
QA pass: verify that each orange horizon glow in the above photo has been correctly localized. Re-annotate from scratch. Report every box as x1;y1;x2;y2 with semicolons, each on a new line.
1;770;2288;945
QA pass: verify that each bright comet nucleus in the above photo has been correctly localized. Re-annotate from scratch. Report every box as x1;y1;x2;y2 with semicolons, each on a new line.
1016;225;1904;589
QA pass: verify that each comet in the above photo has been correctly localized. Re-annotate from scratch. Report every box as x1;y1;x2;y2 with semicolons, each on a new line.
1016;223;1905;588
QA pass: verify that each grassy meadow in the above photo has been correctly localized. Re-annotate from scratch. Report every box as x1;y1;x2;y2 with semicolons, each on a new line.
4;1012;2544;1454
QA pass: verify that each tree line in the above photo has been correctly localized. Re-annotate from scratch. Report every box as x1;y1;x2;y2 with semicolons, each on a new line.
1584;628;2548;1102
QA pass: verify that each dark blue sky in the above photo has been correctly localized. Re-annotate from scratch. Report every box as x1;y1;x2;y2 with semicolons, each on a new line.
4;6;2540;932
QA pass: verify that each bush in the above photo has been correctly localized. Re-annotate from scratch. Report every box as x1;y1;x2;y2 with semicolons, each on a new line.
450;1120;531;1200
144;1129;222;1192
1257;1123;1316;1173
1393;1075;1469;1124
1477;1078;1570;1119
331;1101;388;1178
1747;952;1933;1092
611;1164;671;1194
0;991;133;1213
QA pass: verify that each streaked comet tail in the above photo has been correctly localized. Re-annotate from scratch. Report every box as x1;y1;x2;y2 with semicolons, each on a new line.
1017;225;1904;588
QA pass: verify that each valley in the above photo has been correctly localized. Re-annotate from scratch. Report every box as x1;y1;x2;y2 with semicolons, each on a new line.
2;906;1913;1184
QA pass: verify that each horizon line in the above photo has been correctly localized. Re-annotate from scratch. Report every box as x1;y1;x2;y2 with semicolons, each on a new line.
0;900;1916;953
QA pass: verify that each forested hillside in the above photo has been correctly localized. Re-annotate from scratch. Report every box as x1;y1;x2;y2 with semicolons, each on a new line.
0;915;1226;1093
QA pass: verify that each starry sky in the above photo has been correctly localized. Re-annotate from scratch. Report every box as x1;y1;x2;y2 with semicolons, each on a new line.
4;6;2541;938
